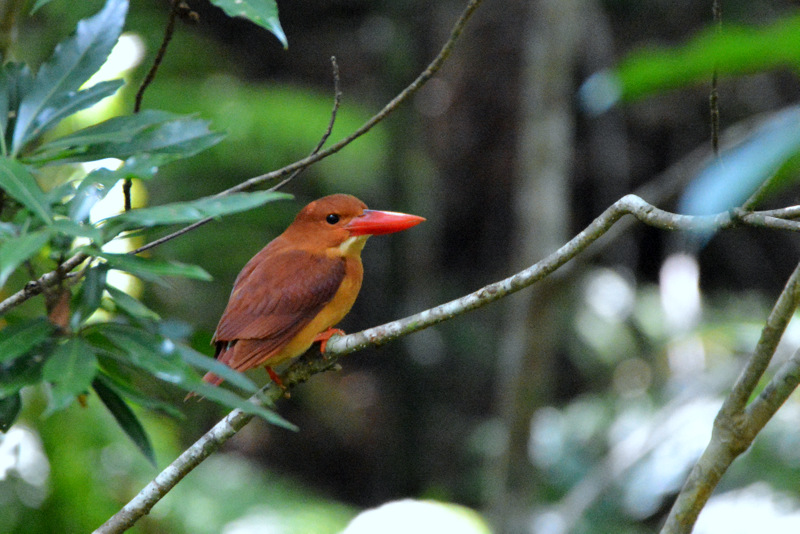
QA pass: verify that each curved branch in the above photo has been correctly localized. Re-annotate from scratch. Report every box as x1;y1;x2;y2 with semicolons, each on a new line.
746;345;800;427
327;196;799;353
92;193;800;534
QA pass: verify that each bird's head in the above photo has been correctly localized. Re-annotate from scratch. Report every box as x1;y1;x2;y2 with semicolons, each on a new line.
286;194;425;257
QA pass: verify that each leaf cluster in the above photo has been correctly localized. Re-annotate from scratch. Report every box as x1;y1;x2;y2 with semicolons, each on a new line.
0;0;291;461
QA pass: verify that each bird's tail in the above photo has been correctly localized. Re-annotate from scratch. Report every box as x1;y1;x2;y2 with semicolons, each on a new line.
202;371;224;386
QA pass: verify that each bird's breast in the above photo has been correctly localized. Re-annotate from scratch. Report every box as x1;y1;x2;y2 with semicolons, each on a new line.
269;255;364;365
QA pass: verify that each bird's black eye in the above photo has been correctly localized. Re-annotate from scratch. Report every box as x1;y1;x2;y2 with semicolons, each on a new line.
326;213;340;225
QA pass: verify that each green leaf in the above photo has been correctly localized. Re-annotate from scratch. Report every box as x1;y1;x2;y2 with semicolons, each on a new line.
0;156;52;223
71;264;108;330
42;337;98;415
23;80;125;149
96;251;212;282
30;0;57;14
0;318;56;364
12;0;128;153
0;63;33;155
0;68;11;154
0;228;52;287
94;371;181;418
580;14;800;114
103;191;292;235
33;109;180;153
210;0;287;48
105;285;161;321
50;218;103;244
29;110;225;165
176;344;261;395
0;392;22;431
93;376;156;465
97;324;193;383
3;63;34;114
67;171;119;223
68;157;163;223
95;324;294;429
188;378;296;430
0;222;15;238
0;356;46;397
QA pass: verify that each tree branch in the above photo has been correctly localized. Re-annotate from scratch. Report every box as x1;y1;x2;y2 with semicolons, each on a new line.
0;252;88;316
92;193;800;534
722;261;800;417
660;260;800;534
746;345;800;427
92;404;258;534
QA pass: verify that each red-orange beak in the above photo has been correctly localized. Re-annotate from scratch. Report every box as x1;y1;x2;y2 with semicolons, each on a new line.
345;209;425;236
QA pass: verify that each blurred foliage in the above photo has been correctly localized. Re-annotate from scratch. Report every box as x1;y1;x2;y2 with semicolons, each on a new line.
679;105;800;216
523;265;800;533
581;11;800;221
581;13;800;110
0;389;354;533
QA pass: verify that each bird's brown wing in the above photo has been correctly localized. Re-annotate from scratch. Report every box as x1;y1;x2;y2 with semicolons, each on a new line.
212;246;346;372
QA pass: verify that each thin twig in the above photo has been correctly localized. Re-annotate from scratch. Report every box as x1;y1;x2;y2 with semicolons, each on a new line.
219;0;483;197
6;196;800;319
325;195;799;354
130;217;211;256
709;0;721;157
264;56;342;193
122;179;133;212
134;0;184;114
0;253;88;316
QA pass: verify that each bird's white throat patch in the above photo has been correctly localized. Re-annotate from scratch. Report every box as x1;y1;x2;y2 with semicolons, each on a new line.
336;234;370;256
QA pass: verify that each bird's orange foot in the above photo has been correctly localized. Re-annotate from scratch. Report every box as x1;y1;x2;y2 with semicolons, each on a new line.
313;328;345;355
265;366;290;398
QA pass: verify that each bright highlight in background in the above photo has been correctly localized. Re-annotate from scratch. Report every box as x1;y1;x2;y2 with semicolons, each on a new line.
659;253;705;375
86;33;145;86
659;253;701;332
342;500;490;534
82;33;146;296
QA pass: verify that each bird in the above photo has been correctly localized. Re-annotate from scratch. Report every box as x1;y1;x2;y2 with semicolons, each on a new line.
202;194;425;389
